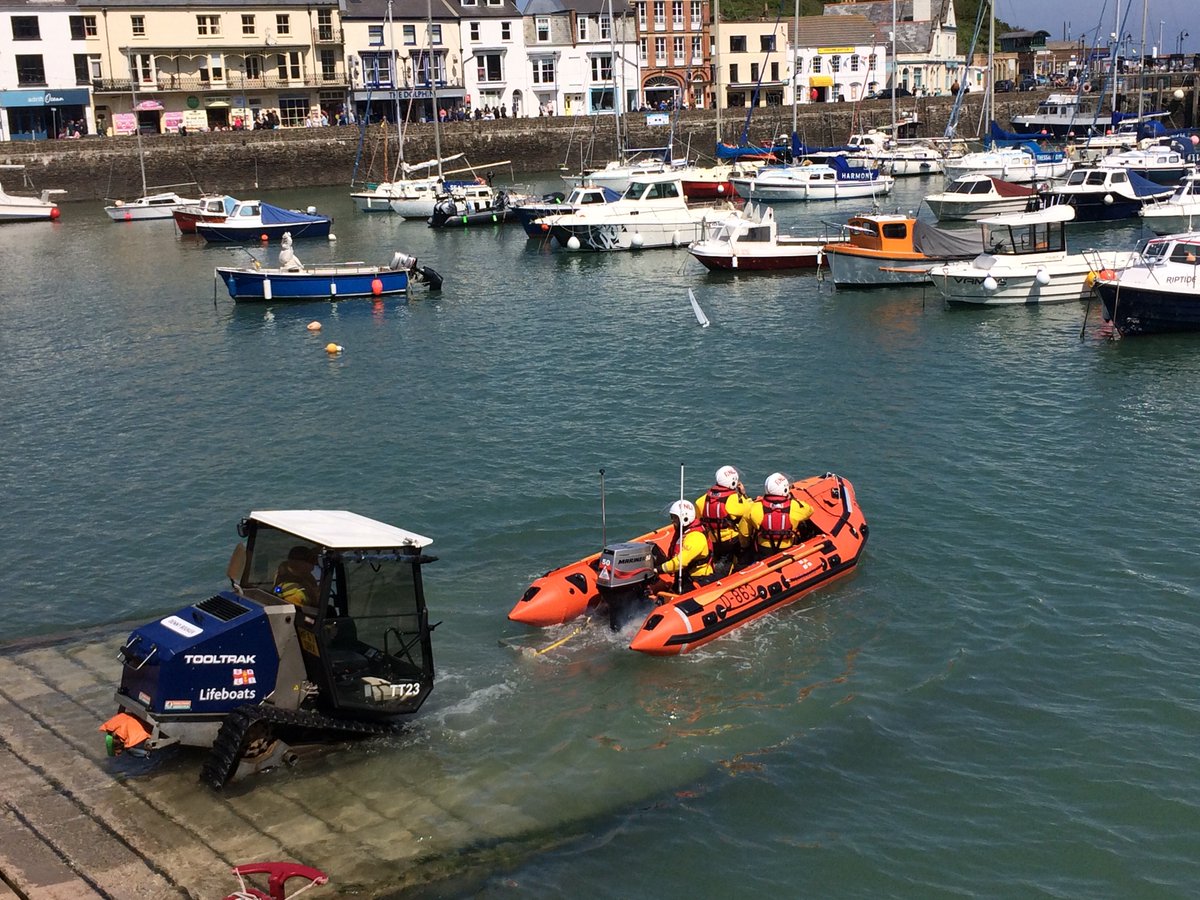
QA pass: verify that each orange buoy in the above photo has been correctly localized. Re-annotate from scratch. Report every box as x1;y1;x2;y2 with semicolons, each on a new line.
261;233;269;242
50;207;61;220
1099;269;1116;281
541;222;550;231
325;342;343;354
306;321;322;331
371;277;383;296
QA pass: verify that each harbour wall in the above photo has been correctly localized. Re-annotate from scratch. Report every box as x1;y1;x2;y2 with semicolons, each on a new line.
1;90;1195;201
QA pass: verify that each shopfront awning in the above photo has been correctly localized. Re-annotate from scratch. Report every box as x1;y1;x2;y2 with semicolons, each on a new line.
809;76;834;88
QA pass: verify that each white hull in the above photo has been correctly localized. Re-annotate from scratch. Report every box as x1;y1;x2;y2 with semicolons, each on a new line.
350;188;398;212
825;250;934;286
931;251;1138;305
924;197;1033;221
551;215;711;251
730;172;894;202
0;198;59;222
884;151;945;177
942;158;1072;184
104;192;198;221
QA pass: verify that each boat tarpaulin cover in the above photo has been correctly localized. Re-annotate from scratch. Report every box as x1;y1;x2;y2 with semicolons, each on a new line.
259;203;329;225
1128;171;1176;198
912;220;986;258
990;178;1038;198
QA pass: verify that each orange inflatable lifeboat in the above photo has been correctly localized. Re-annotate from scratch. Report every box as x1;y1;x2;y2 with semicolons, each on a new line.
508;472;868;655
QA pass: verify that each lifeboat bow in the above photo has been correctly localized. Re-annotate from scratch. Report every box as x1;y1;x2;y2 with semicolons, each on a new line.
508;473;868;654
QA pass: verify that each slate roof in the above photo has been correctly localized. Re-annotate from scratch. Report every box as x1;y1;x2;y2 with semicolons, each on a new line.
340;0;518;21
822;0;953;54
791;14;882;49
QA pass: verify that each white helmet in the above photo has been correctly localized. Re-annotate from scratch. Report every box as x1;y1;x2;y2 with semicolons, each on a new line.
669;499;697;527
715;465;740;489
765;473;790;497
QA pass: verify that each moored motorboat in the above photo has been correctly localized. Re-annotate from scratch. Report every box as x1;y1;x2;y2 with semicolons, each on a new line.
173;194;238;233
215;247;441;302
0;165;65;222
929;205;1138;306
513;185;622;237
822;213;984;287
1095;142;1194;185
1093;232;1200;335
1040;167;1172;222
195;200;332;243
730;156;894;202
1138;172;1200;234
923;173;1040;221
508;472;867;655
687;203;843;271
941;142;1072;184
427;186;511;228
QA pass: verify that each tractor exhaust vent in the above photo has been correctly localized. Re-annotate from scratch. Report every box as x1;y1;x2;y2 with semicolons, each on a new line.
195;594;249;622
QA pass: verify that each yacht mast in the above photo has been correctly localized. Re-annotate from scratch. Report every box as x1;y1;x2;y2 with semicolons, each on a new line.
389;0;404;175
129;56;148;196
791;0;799;139
427;0;443;177
890;0;897;143
713;0;721;143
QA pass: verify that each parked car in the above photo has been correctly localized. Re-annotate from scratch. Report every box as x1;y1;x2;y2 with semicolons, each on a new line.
1018;76;1039;92
995;79;1014;93
868;87;914;100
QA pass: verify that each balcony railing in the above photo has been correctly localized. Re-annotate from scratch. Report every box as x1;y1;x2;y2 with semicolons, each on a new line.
313;27;342;44
93;72;347;93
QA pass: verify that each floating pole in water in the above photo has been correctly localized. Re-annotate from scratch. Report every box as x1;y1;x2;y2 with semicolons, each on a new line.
688;288;710;328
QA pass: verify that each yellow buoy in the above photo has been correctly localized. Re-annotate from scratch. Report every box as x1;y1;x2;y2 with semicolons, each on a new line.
325;342;343;354
307;321;322;331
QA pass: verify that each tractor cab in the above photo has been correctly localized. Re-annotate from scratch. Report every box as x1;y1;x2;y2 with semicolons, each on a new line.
232;510;437;720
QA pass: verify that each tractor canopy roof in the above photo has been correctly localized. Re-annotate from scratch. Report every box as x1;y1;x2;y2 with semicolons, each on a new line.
249;510;432;551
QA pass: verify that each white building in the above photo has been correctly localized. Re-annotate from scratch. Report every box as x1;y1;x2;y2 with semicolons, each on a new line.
458;0;527;116
791;14;888;104
0;0;97;140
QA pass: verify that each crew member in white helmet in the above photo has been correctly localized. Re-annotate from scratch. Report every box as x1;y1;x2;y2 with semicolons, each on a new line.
749;473;814;558
656;499;713;592
694;464;752;576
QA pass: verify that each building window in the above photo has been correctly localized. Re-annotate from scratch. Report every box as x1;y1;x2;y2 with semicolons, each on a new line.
640;39;648;64
654;36;666;63
130;53;154;83
403;24;416;45
74;54;91;84
320;49;337;80
850;54;860;72
653;1;665;29
11;17;40;41
692;35;701;62
729;35;746;52
729;63;738;83
673;36;684;64
70;16;98;39
431;24;442;44
690;0;701;27
760;34;775;52
242;15;255;36
811;55;821;72
245;56;262;79
750;62;759;82
477;52;503;82
535;17;550;42
470;22;480;41
276;50;301;81
868;53;877;71
461;0;478;5
501;22;511;40
15;55;46;85
369;25;384;46
199;53;224;82
317;10;334;41
362;52;392;86
196;15;221;37
672;1;683;28
771;61;778;80
278;97;307;127
532;57;555;84
131;15;145;37
830;55;841;72
276;14;290;36
591;54;612;82
578;17;588;41
486;0;501;5
637;2;646;28
413;51;445;84
600;15;611;40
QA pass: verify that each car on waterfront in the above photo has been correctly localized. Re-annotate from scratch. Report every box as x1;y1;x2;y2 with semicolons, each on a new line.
1019;75;1039;92
868;87;914;100
995;79;1014;92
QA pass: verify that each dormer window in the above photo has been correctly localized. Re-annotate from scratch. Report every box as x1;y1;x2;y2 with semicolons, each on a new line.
461;0;477;5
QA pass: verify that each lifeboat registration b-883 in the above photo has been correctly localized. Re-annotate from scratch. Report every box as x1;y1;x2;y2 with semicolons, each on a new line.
508;472;869;655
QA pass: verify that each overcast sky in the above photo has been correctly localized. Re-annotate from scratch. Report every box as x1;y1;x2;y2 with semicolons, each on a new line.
995;0;1196;55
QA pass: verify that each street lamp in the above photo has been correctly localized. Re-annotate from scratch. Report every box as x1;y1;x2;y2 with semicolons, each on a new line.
1178;31;1189;56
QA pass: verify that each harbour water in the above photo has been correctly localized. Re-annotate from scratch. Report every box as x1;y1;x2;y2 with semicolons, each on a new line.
3;177;1200;897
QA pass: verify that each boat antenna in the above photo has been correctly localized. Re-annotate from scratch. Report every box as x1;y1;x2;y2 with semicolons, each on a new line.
599;467;607;550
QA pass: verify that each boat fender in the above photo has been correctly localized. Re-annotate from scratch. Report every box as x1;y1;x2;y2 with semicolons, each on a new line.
1083;82;1092;93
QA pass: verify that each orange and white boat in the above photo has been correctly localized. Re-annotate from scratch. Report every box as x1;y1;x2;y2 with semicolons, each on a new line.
508;472;868;655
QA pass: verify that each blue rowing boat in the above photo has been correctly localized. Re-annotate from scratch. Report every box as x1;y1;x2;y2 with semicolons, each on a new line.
216;251;442;302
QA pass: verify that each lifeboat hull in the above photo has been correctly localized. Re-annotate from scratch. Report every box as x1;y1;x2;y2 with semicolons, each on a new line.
509;473;868;653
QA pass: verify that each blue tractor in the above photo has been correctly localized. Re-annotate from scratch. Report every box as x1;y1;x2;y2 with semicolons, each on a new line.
101;510;438;787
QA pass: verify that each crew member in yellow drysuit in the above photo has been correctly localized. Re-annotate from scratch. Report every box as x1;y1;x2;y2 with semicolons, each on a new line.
695;464;752;576
749;473;814;558
656;499;714;592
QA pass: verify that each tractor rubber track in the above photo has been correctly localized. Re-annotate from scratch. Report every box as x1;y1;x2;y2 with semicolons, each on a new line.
200;704;399;789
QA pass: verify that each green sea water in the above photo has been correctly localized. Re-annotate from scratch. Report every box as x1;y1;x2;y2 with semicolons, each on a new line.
2;176;1199;897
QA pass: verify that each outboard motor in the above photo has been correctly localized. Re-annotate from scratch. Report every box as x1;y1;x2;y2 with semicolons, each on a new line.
596;542;657;631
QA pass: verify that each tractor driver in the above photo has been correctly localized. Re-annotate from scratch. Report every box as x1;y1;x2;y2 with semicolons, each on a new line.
274;545;320;606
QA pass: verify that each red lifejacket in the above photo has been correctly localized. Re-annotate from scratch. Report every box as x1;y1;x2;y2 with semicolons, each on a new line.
757;494;795;550
700;485;738;533
668;521;712;566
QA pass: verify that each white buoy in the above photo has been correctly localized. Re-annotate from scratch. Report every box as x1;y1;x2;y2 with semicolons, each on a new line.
262;277;272;301
330;282;337;296
630;233;644;249
307;206;317;215
328;233;337;241
983;275;998;292
671;231;681;247
566;235;581;251
1035;268;1051;286
1103;194;1114;205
